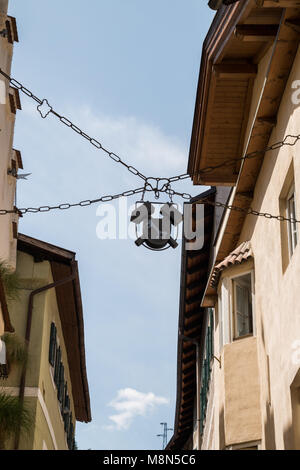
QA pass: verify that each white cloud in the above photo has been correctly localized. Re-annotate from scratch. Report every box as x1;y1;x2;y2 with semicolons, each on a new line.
21;100;187;178
105;388;169;431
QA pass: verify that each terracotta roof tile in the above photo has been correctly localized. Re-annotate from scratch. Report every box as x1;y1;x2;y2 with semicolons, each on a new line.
210;241;252;287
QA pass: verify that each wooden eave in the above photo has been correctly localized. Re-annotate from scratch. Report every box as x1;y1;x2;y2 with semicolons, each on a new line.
17;234;91;423
201;5;300;304
188;0;287;186
168;189;216;450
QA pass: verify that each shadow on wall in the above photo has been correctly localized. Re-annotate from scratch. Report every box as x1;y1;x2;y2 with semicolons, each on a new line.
264;403;276;450
240;78;300;244
283;423;294;450
284;371;300;450
219;406;225;450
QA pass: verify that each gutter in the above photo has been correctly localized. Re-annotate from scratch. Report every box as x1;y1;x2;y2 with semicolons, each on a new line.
14;266;77;450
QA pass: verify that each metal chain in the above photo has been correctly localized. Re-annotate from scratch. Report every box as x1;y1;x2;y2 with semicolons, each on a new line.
167;134;300;183
0;187;146;216
0;68;147;182
201;197;300;224
1;186;298;225
2;68;300;185
1;68;300;225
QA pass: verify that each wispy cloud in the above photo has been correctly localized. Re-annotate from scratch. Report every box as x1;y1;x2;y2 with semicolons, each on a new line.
21;101;187;179
104;388;169;431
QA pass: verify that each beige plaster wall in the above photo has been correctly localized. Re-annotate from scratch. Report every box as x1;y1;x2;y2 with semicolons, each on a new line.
223;336;262;446
202;45;300;450
0;2;19;269
237;45;300;450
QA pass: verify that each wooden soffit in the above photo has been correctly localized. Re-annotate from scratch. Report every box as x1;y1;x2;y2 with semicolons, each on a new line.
188;0;287;186
202;4;300;304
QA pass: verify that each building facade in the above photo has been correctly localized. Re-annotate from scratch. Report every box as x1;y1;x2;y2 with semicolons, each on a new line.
1;234;91;450
0;0;21;336
169;0;300;450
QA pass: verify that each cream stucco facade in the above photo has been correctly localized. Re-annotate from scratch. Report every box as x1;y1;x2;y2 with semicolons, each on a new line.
200;42;300;451
0;0;20;337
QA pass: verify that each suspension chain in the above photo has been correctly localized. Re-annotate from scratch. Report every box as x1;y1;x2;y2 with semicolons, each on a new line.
0;187;146;216
1;68;300;224
0;68;147;182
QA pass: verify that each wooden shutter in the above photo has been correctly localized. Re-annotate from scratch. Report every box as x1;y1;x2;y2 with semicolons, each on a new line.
54;347;61;387
49;323;57;366
58;363;65;403
67;413;74;449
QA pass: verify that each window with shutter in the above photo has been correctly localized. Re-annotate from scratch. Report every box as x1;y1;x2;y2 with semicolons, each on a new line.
67;413;74;450
58;363;65;404
54;347;61;387
49;322;57;367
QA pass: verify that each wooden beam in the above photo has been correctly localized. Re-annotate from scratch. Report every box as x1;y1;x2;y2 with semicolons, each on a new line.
185;306;203;319
182;351;195;365
182;390;194;401
183;372;195;384
185;293;203;305
186;280;201;290
260;1;300;7
213;63;257;79
182;364;195;376
257;115;277;126
180;415;194;426
180;411;193;422
235;24;278;41
181;399;194;410
182;381;195;394
186;265;207;276
285;19;300;34
201;295;218;308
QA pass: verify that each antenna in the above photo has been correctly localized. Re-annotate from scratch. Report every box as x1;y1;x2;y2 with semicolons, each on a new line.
156;422;173;450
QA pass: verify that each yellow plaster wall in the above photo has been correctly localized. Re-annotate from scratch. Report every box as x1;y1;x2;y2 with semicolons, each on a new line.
3;250;76;450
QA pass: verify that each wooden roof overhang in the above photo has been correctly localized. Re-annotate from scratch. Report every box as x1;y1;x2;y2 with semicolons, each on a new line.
17;234;91;423
188;0;292;186
201;2;300;305
167;189;216;450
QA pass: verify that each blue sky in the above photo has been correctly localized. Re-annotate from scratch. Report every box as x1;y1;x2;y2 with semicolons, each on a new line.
8;0;213;450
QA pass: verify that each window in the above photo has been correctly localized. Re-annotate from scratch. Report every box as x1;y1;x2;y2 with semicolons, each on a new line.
287;186;298;257
279;164;298;271
200;309;214;435
226;440;260;450
218;269;255;347
232;273;253;339
48;322;74;450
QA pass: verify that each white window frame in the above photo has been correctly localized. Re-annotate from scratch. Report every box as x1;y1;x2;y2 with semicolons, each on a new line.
230;271;255;341
226;440;261;450
286;184;298;258
218;269;255;348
